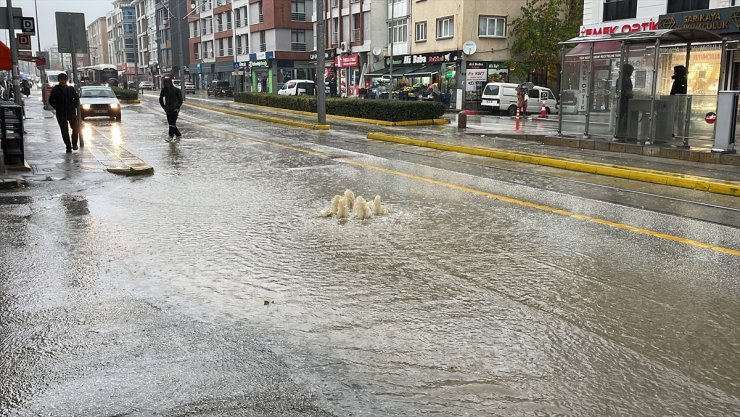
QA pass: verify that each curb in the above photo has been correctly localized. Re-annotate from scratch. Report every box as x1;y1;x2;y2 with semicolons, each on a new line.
185;101;330;130
367;132;740;197
107;165;154;176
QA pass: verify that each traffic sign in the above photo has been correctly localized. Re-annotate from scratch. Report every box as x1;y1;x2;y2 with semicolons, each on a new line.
21;17;35;34
17;34;31;50
233;61;240;69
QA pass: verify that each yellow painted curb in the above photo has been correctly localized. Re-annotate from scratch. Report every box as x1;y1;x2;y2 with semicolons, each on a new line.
186;101;331;130
367;132;740;197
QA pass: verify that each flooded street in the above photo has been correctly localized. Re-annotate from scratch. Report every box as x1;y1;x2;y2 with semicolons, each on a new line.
1;96;739;416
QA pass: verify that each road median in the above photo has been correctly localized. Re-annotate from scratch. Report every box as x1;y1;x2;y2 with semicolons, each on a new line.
185;101;330;130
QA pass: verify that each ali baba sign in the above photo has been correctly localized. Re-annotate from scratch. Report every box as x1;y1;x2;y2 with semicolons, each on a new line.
658;6;740;35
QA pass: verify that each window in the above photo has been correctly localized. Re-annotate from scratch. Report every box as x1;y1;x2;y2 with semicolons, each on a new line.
667;0;709;12
124;38;135;48
352;14;361;41
122;8;135;20
415;21;426;42
479;16;505;37
123;23;135;34
125;52;136;62
291;0;306;21
603;0;636;21
332;17;340;44
388;18;407;44
257;1;264;23
259;30;266;52
331;0;338;7
291;30;306;51
436;16;453;39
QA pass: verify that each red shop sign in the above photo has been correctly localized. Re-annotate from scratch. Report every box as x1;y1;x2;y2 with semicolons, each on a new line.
335;54;359;68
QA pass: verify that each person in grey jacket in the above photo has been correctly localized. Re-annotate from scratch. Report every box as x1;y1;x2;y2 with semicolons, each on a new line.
159;76;183;142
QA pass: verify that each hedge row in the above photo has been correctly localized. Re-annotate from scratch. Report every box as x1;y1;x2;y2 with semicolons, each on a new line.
112;87;138;101
233;92;445;122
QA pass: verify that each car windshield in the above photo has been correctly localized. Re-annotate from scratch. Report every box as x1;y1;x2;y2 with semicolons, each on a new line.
81;88;116;98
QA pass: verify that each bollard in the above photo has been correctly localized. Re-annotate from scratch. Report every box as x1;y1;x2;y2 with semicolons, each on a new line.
540;101;547;118
458;111;467;129
515;107;520;131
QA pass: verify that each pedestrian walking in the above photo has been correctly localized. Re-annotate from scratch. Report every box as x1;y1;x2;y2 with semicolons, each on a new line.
159;76;183;142
48;72;80;153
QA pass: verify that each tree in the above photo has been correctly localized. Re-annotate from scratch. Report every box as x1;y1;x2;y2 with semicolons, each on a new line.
508;0;583;84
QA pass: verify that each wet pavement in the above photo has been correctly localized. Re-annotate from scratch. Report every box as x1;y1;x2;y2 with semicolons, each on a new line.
1;89;739;416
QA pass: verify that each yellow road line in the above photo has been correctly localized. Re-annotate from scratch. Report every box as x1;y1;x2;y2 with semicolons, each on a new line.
193;109;740;257
367;132;740;197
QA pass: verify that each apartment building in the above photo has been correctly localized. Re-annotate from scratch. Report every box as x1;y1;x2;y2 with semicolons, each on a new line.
318;0;384;97
86;17;110;66
155;0;191;82
132;0;157;82
107;0;138;81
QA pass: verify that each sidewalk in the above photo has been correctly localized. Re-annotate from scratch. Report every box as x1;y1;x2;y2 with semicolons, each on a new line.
181;97;739;192
0;91;152;187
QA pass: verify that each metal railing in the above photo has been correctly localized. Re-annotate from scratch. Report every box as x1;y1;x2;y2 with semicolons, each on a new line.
291;42;306;51
291;12;306;21
352;28;361;41
260;43;266;52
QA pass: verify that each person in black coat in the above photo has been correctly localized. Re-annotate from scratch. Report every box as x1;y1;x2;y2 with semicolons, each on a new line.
48;72;80;153
670;65;687;95
159;76;183;141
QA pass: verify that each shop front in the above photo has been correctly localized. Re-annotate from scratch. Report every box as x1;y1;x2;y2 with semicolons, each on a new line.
249;59;272;93
465;61;509;109
559;28;725;149
335;54;360;97
364;51;459;103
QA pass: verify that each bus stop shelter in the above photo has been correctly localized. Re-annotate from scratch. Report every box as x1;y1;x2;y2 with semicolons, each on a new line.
557;28;726;149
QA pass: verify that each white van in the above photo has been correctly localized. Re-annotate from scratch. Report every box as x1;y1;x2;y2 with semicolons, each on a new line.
278;79;316;96
43;70;74;107
480;82;558;116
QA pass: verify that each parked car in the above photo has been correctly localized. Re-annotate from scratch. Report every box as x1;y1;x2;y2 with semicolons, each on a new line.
79;86;121;121
278;79;316;96
207;80;232;97
138;81;154;90
184;81;195;94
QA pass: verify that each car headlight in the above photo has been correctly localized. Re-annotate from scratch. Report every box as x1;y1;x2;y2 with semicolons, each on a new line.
109;103;119;109
82;104;91;110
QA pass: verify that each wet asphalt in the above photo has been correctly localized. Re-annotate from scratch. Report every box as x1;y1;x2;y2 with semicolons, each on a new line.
0;89;739;416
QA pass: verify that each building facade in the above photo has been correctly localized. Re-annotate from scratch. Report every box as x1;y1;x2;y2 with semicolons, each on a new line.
107;0;138;82
86;17;110;66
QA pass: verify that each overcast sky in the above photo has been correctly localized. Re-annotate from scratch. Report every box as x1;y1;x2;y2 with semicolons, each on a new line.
4;0;115;51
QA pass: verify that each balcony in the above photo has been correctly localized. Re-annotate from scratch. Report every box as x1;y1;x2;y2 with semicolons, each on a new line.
258;14;264;23
236;46;249;55
291;12;306;22
291;42;306;52
259;43;266;52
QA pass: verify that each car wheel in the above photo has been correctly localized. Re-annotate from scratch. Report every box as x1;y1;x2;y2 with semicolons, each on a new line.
116;115;121;121
507;105;518;116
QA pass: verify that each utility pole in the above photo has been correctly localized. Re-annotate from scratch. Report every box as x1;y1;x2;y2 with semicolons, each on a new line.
316;0;326;124
34;0;46;93
389;0;393;91
6;0;22;105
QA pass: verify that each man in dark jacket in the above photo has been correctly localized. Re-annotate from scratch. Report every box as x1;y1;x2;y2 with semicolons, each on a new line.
159;76;183;142
48;72;80;153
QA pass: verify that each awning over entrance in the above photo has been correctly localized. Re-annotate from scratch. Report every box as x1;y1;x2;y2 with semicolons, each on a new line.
365;65;425;77
565;41;621;58
404;66;438;76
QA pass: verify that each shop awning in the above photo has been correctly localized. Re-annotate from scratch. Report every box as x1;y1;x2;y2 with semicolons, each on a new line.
365;65;425;77
565;40;621;58
561;28;722;47
404;66;439;76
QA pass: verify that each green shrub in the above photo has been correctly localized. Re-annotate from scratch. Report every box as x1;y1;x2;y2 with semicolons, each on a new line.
234;92;444;121
112;87;138;101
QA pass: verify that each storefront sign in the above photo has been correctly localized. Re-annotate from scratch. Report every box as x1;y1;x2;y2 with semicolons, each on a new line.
388;51;458;67
580;18;657;37
248;51;274;61
335;54;359;68
249;60;269;68
659;6;740;36
466;68;487;83
309;51;334;60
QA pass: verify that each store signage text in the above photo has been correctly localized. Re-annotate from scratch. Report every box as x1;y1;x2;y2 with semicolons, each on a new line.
682;12;728;30
396;52;457;66
580;19;657;37
335;54;359;68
